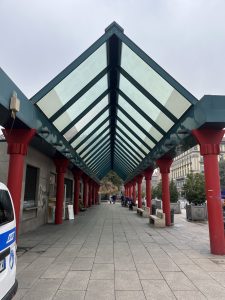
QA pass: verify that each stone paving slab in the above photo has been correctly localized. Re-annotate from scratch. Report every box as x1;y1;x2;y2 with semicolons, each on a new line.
14;203;225;299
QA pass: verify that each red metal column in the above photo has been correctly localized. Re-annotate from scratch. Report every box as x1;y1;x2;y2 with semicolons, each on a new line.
88;180;92;207
92;183;95;205
137;175;143;208
95;184;98;204
3;129;36;235
128;183;132;198
192;128;225;255
73;168;82;215
82;175;88;208
132;180;136;204
157;158;173;226
54;159;69;224
144;168;153;213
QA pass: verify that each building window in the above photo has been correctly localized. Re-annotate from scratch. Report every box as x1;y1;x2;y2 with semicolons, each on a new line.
24;165;38;208
64;178;73;204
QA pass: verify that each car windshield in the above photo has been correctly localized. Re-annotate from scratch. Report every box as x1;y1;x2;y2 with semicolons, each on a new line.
0;190;14;225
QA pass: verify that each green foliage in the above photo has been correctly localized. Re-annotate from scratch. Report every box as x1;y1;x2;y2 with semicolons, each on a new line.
170;179;179;203
152;181;162;199
182;172;205;205
219;160;225;190
152;179;178;203
100;171;123;195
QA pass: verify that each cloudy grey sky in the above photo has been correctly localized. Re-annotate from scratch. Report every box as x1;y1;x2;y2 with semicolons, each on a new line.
0;0;225;99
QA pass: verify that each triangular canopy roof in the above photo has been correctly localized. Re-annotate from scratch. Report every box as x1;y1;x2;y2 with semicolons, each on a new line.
30;22;198;182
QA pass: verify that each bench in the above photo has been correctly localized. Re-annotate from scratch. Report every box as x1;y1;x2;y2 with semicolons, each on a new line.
137;208;144;216
149;209;165;227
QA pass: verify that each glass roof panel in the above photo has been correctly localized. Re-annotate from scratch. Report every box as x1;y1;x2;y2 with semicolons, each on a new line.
115;141;141;164
115;139;142;161
64;95;109;141
37;43;107;118
118;95;163;141
117;110;155;148
76;121;109;153
119;74;174;132
80;129;110;158
115;129;145;158
121;43;191;118
84;139;110;164
71;111;109;148
53;75;108;132
116;121;149;154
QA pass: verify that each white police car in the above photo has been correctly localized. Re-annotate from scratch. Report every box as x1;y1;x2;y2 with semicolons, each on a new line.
0;183;17;299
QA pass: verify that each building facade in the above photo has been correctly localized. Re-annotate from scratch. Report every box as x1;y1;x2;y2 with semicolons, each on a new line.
0;141;79;234
170;138;225;194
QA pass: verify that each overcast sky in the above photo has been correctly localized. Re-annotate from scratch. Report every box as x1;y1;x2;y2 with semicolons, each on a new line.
0;0;225;100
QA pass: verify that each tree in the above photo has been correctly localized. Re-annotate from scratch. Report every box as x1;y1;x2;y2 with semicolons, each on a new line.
182;172;205;205
152;179;178;203
170;179;179;203
100;171;123;196
152;181;162;199
219;160;225;190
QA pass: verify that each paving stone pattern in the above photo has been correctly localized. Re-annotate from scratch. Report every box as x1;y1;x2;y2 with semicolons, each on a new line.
15;203;225;299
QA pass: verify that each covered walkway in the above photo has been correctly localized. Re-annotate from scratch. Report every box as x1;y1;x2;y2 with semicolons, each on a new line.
16;203;225;300
1;21;225;255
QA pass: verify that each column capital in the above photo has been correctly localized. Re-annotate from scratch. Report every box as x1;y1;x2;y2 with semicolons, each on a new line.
54;158;69;173
144;167;153;180
157;158;173;174
82;173;89;183
3;128;36;155
192;129;224;155
136;174;143;184
72;167;83;179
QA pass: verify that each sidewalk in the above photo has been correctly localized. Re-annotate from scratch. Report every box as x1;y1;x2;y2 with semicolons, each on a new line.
15;203;225;299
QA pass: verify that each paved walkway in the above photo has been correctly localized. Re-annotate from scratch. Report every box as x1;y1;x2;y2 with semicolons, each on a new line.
15;203;225;300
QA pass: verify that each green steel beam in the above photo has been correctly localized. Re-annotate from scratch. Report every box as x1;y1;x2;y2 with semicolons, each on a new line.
95;155;110;174
79;126;110;157
114;157;131;174
115;138;143;163
113;165;126;180
83;136;110;162
117;105;158;144
73;116;110;150
114;151;134;172
106;34;122;170
115;131;145;160
114;145;137;168
88;147;111;170
94;159;110;175
61;89;109;135
116;116;151;151
114;164;126;177
119;67;178;123
115;142;140;166
86;142;111;166
70;104;110;142
116;126;147;156
91;152;111;172
89;146;111;169
92;152;111;172
30;24;122;103
114;146;136;169
115;138;141;163
114;27;198;105
50;68;110;122
118;89;166;136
